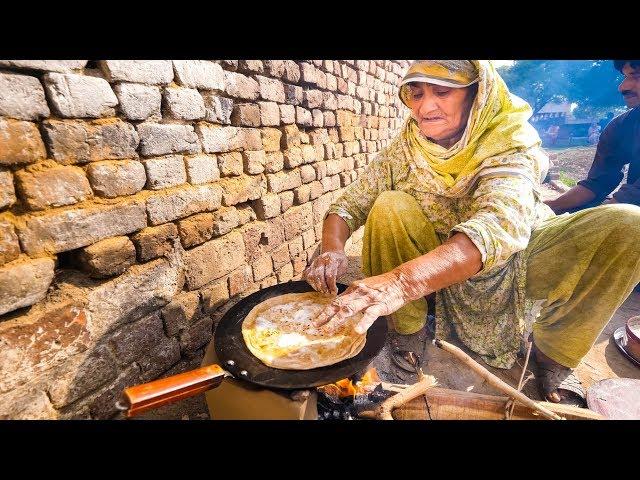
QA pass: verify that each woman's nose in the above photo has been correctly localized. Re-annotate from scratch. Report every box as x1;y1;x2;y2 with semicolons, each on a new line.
417;95;438;115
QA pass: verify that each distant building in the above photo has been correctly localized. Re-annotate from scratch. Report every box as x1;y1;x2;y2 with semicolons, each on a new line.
531;101;597;146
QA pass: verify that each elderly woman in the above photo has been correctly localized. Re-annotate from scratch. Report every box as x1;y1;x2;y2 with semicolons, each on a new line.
304;60;640;406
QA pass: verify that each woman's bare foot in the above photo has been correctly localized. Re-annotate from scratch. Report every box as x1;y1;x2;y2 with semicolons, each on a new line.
532;343;585;405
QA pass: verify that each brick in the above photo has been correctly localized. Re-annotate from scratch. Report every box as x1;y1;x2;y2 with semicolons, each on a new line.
212;206;240;236
265;152;284;173
231;103;261;127
179;315;213;354
236;203;257;225
299;62;316;84
242;150;266;175
261;127;282;152
283;61;301;83
18;199;146;256
219;175;265;206
131;223;178;262
302;144;318;163
258;101;280;126
252;254;273;281
172;61;224;90
77;236;136;278
264;60;286;78
326;73;337;91
302;229;316;250
283;147;303;169
0;220;20;266
0;170;17;209
256;75;285;103
44;72;117;118
280;104;296;124
313;193;334;224
222;60;239;70
240;221;281;264
224;71;259;100
138;337;181;382
0;118;46;166
312;110;324;127
0;257;55;316
279;190;294;212
277;262;294;282
178;212;215;248
266;169;301;193
113;83;161;121
261;274;278;288
146;184;222;225
196;124;262;153
309;129;329;145
282;124;302;149
314;162;327;179
325;158;345;175
271;243;290;270
86;258;182;337
292;253;307;276
184;154;220;184
47;343;117;408
293;184;311;204
284;84;303;105
238;60;264;73
142;155;187;190
283;204;313;240
0;72;50;120
228;264;253;296
109;312;166;365
200;278;230;314
137;123;199;156
295;106;312;127
161;290;202;337
0;60;87;72
15;163;92;211
300;164;316;184
163;87;205;120
89;366;141;419
183;231;245;289
201;93;234;124
86;160;146;198
308;180;323;200
304;89;323;109
42;119;138;164
100;60;174;84
288;236;304;257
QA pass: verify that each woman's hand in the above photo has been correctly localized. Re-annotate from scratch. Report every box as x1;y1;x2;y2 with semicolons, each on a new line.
303;251;348;295
313;272;409;334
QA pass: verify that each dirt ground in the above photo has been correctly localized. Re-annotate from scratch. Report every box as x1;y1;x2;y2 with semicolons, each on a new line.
139;146;639;419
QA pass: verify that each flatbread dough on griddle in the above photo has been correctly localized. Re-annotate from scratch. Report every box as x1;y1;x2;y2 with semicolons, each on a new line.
242;292;367;370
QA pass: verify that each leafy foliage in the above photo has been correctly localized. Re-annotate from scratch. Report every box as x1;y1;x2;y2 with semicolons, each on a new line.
497;60;625;118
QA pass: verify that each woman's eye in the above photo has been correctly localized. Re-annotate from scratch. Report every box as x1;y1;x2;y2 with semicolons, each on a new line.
434;90;450;97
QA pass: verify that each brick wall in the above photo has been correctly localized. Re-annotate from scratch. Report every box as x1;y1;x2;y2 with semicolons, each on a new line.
0;59;411;419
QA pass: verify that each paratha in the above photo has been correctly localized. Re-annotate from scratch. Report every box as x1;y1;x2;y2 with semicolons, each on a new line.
242;292;367;370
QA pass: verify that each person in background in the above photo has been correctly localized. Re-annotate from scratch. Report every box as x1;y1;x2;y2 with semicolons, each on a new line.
588;121;601;145
598;111;614;132
546;60;640;214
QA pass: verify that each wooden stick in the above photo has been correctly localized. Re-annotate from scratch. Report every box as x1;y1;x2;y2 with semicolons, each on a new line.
375;374;438;420
433;339;563;420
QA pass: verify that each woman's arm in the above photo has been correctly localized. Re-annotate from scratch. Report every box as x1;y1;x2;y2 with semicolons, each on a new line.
313;232;482;333
303;214;351;295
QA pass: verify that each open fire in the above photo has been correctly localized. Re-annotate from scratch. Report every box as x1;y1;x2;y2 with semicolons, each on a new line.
316;368;393;420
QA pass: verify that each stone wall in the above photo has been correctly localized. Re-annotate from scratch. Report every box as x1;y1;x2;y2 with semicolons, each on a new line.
0;59;411;419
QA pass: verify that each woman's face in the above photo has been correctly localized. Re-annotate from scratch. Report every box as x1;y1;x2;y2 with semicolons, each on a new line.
405;82;476;148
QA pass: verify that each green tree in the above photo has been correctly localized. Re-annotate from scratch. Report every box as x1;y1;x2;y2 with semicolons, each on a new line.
497;60;625;118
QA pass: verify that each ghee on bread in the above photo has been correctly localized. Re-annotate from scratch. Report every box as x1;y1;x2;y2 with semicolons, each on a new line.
242;292;366;370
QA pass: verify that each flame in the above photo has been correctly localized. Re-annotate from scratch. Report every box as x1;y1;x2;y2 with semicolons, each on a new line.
318;368;381;398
